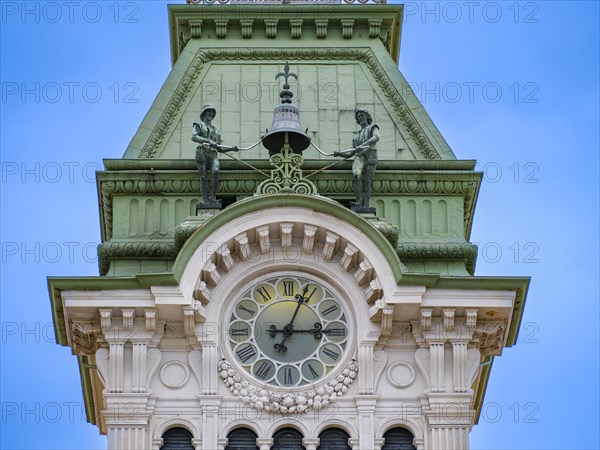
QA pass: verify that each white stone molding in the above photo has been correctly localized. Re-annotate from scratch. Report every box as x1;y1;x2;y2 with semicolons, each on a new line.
189;350;203;391
132;341;149;393
201;342;219;395
354;395;379;450
96;347;110;388
452;341;468;393
279;222;294;248
365;279;383;304
218;358;358;414
145;309;157;332
443;308;455;331
193;281;211;305
372;349;388;392
216;244;234;272
159;360;190;389
302;224;318;253
108;341;125;392
183;306;195;337
414;347;431;389
121;308;134;331
99;308;112;330
465;308;478;331
429;342;445;393
420;308;433;331
354;259;374;285
374;437;385;450
147;348;162;389
193;438;203;450
151;437;163;450
322;231;339;261
234;232;251;261
339;243;359;271
152;417;200;444
202;261;221;287
256;225;271;254
257;438;273;450
358;343;375;394
197;395;223;450
303;438;320;450
386;361;417;388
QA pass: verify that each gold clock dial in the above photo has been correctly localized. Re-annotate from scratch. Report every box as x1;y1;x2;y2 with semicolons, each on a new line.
227;275;349;387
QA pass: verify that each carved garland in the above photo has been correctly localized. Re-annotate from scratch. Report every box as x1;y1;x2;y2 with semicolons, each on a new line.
218;358;358;414
137;48;441;160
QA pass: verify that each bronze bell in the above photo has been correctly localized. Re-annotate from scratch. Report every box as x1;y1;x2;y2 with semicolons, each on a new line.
262;62;311;154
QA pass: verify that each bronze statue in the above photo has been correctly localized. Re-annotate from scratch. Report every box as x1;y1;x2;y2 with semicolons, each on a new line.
334;108;380;211
192;104;238;207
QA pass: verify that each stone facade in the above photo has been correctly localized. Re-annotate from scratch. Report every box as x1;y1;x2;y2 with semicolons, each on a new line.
49;3;529;449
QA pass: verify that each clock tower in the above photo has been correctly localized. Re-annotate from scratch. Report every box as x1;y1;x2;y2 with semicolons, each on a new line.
48;2;529;449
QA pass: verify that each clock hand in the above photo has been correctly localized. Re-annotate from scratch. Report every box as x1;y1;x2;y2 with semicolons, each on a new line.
274;286;309;353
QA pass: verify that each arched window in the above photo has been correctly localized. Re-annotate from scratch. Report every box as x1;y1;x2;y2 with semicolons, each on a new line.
381;427;416;450
272;427;305;450
317;428;351;450
160;427;194;450
226;428;259;450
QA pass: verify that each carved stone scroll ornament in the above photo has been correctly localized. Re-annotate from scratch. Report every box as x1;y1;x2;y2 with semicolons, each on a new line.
473;321;506;356
218;358;357;414
71;322;101;355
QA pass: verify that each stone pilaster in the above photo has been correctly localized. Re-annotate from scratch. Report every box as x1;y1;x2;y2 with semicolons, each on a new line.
355;395;379;450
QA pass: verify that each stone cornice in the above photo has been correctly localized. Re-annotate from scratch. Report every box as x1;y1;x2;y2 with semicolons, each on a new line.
97;165;481;242
168;4;403;64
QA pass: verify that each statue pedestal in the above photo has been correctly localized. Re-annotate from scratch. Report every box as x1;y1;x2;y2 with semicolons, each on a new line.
196;200;222;214
350;202;376;215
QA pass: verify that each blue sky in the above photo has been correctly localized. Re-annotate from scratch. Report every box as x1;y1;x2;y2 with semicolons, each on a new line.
1;1;598;449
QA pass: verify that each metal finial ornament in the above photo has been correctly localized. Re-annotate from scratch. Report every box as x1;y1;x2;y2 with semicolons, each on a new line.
275;61;297;104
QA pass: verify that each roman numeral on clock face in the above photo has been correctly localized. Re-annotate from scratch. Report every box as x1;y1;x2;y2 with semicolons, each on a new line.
256;286;272;302
322;347;339;361
230;327;248;336
236;345;256;363
322;304;338;316
255;361;273;379
283;281;294;296
238;305;255;316
308;363;319;378
283;367;293;385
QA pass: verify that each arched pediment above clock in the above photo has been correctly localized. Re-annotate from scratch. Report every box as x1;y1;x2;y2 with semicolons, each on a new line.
175;194;403;315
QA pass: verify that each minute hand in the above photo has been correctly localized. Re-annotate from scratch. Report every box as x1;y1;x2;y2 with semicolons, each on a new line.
274;287;309;353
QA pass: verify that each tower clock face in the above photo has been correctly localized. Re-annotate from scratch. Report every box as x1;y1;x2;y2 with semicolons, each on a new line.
226;275;350;388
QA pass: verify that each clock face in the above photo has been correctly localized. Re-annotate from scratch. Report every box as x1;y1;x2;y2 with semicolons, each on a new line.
226;275;350;388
